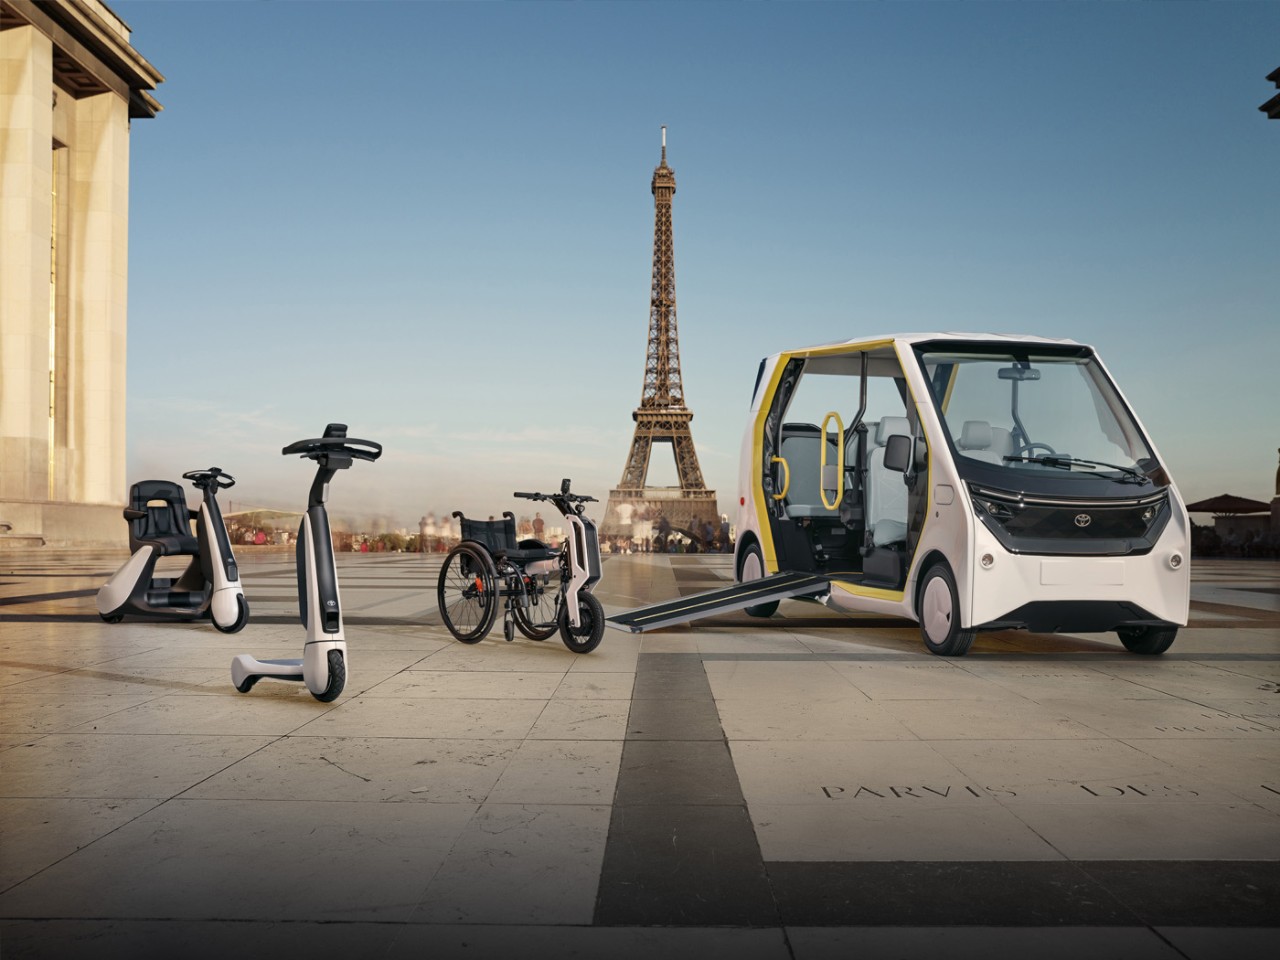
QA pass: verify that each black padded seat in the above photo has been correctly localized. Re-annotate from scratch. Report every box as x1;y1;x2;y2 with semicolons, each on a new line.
126;480;198;556
506;543;560;564
457;516;559;564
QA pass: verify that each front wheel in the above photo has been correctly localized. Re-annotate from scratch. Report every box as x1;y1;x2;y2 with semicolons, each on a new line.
212;594;249;634
559;591;604;654
918;563;976;657
737;541;779;618
311;649;346;702
438;543;498;643
1117;625;1177;655
100;612;124;624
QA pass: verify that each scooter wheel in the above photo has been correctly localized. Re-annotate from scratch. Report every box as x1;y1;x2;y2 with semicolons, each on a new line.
99;612;124;624
311;649;346;703
213;595;250;635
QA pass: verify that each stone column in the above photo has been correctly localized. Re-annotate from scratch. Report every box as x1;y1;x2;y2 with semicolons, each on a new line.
67;90;130;505
0;26;54;509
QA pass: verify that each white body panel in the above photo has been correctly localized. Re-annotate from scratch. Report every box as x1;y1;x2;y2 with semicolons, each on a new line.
96;547;156;614
561;511;590;627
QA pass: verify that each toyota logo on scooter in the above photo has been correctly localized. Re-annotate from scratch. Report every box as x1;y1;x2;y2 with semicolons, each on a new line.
1074;514;1092;528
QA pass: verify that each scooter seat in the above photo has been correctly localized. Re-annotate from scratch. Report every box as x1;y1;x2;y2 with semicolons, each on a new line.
126;480;199;556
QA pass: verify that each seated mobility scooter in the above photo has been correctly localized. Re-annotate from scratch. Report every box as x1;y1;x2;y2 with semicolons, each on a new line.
97;468;248;633
231;424;381;702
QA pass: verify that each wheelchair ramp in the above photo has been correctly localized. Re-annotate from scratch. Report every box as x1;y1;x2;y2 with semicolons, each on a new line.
607;572;828;633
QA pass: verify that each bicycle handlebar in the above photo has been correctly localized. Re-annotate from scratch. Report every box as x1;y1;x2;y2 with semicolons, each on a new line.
514;491;597;503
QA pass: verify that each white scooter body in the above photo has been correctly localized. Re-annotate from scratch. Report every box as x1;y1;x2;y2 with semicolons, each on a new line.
231;424;380;702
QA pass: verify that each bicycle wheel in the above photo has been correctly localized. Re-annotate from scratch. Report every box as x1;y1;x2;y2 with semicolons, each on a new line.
558;590;605;654
437;543;498;643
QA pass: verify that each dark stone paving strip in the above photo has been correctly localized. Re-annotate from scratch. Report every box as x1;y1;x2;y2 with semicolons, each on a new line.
767;860;1280;926
0;589;96;606
594;652;779;926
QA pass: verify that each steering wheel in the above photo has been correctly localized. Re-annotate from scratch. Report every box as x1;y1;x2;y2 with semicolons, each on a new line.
183;468;235;489
1012;441;1056;457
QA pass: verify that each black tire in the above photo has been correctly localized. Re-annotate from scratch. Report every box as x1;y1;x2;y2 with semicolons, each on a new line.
438;543;498;643
212;594;249;634
917;562;976;657
559;590;605;654
737;541;779;618
234;675;259;694
311;648;346;702
1117;625;1177;655
100;612;124;624
513;598;558;641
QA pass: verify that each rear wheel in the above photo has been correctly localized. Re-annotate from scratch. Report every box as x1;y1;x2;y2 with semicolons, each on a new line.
1117;625;1177;655
438;543;498;643
738;541;779;618
311;649;346;702
100;612;124;624
918;563;976;657
559;591;604;654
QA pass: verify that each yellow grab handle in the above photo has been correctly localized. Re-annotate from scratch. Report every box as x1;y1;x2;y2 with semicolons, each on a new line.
820;411;845;510
770;456;790;500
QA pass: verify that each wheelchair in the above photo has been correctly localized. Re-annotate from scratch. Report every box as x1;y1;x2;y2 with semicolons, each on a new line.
436;480;605;654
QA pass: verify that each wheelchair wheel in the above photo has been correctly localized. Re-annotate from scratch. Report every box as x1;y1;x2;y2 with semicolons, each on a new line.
513;596;559;641
559;590;605;654
438;543;498;643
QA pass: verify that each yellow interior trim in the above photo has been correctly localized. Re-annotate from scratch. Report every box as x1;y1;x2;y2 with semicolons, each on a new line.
940;364;958;415
751;357;792;570
789;338;897;360
770;456;790;500
819;411;844;510
830;579;905;602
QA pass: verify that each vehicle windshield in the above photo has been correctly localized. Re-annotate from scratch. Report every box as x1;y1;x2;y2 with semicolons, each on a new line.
914;344;1164;486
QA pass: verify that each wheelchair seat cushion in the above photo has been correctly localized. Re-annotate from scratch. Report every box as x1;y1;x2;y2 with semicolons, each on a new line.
504;544;560;564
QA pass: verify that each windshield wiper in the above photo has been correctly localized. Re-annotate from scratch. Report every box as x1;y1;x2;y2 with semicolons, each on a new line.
1003;455;1150;484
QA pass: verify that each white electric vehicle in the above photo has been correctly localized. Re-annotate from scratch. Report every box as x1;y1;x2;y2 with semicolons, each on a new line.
611;333;1190;656
97;468;248;632
231;424;381;701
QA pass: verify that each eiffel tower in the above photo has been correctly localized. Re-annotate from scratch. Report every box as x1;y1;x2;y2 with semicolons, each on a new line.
603;129;718;546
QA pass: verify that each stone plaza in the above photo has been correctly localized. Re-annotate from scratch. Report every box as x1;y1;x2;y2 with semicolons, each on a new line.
0;549;1277;958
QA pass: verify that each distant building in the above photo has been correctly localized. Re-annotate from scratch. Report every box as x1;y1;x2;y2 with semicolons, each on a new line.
0;0;163;546
1262;67;1280;120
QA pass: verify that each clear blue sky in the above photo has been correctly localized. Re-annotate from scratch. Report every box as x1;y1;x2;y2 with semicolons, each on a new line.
117;0;1279;528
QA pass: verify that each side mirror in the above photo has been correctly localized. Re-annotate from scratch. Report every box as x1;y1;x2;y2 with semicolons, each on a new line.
884;434;912;473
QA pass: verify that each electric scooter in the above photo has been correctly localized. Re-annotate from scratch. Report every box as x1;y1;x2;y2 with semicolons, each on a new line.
97;468;249;632
231;424;381;702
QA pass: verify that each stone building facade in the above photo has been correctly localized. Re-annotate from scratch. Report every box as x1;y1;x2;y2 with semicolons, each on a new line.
1;0;162;545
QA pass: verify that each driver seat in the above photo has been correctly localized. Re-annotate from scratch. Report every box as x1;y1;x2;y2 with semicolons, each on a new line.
126;480;199;556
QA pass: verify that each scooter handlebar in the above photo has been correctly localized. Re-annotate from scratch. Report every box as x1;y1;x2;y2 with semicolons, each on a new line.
282;437;382;462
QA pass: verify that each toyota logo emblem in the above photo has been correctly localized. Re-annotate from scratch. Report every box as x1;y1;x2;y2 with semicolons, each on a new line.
1074;514;1092;528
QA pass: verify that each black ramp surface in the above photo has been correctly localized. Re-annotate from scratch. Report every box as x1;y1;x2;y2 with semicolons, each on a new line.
607;572;828;632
